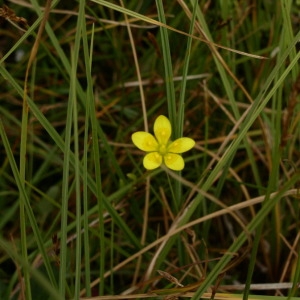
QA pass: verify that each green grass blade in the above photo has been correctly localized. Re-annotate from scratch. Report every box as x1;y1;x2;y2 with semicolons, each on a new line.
156;0;176;128
58;74;73;297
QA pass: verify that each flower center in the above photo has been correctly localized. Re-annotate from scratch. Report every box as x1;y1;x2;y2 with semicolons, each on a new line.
158;143;168;155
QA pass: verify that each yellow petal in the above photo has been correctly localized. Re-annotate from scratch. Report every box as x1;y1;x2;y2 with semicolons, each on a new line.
154;115;171;145
163;153;184;171
143;152;162;170
132;132;158;151
168;137;195;153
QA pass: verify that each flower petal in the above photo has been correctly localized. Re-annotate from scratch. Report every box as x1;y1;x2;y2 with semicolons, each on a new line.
163;153;184;171
132;132;158;151
154;115;171;145
168;138;195;153
143;152;162;170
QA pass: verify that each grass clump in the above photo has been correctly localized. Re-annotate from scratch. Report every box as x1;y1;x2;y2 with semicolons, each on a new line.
0;1;300;299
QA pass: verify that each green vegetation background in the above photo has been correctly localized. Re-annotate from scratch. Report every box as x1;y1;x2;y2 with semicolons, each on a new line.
0;0;299;299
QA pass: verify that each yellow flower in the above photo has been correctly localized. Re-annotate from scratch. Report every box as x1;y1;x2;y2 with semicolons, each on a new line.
131;115;195;171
